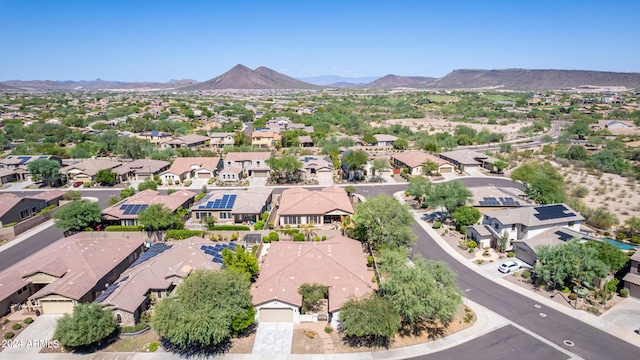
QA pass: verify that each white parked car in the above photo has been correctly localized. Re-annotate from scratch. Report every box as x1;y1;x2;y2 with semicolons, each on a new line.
498;260;522;274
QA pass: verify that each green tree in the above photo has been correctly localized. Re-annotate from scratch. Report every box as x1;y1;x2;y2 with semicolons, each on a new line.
535;239;609;289
266;155;302;183
511;161;565;204
137;204;178;231
151;269;253;349
565;145;589;161
623;216;640;237
499;143;512;153
53;200;102;231
94;169;117;186
407;176;432;206
450;206;481;228
120;187;136;199
425;181;472;215
352;194;415;248
393;138;409;150
53;303;116;348
421;160;439;176
493;160;508;173
222;246;260;282
339;294;401;347
585;241;629;272
27;158;60;186
371;158;388;179
362;133;376;145
116;137;149;160
379;252;461;326
233;131;250;146
138;178;158;191
585;207;619;230
342;150;369;175
298;283;328;314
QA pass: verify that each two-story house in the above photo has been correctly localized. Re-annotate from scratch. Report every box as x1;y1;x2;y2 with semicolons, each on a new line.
251;130;282;149
210;132;235;148
223;152;272;179
467;203;585;264
161;134;210;149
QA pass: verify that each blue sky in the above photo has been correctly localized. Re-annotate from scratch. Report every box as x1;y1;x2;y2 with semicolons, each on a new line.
1;0;639;82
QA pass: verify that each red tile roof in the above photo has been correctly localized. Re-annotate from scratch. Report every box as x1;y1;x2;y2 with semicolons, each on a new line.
278;186;353;216
253;236;373;312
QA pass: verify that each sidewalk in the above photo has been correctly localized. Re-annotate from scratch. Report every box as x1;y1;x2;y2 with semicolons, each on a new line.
394;191;640;349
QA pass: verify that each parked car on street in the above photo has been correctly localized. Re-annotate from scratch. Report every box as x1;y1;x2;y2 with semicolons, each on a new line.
72;181;83;188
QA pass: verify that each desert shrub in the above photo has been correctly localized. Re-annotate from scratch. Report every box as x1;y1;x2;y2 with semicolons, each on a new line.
321;235;327;241
561;287;570;293
293;233;305;242
4;332;14;339
507;251;515;258
477;259;483;264
631;236;640;244
195;193;206;201
63;190;82;201
208;225;250;231
12;323;22;330
469;247;475;254
324;325;333;334
184;180;192;187
166;189;176;195
467;241;477;248
262;236;269;243
432;221;442;229
521;270;531;279
149;342;159;352
616;232;626;240
105;225;144;232
620;288;629;297
24;317;33;324
120;323;150;333
268;232;279;242
254;220;266;230
587;307;600;315
166;229;205;240
568;293;577;301
367;256;374;267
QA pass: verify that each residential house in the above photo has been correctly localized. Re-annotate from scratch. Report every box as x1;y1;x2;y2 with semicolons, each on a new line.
98;238;230;326
590;120;640;136
190;188;273;224
0;155;63;182
159;157;221;183
102;189;195;227
161;134;210;149
253;236;373;327
0;232;147;315
277;186;353;226
371;134;398;146
59;159;124;184
251;130;282;148
119;159;170;181
0;169;16;185
210;132;236;148
224;152;272;178
438;149;500;172
138;131;172;145
623;251;640;299
0;191;65;227
297;135;314;147
391;151;455;175
298;155;334;181
467;203;585;264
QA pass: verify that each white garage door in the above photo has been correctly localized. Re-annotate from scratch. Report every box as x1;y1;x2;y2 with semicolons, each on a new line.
253;171;269;178
41;300;74;314
260;308;293;322
317;170;333;179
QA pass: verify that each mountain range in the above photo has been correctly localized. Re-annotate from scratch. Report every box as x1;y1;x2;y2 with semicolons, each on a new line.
2;65;639;91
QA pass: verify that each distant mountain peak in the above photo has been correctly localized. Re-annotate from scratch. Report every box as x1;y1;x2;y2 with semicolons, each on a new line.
182;65;319;90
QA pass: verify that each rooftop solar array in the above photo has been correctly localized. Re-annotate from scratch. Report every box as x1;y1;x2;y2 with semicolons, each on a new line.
554;230;575;242
95;282;119;303
17;156;31;164
534;204;575;221
199;194;237;210
199;243;237;264
478;197;521;207
120;204;148;215
129;242;172;268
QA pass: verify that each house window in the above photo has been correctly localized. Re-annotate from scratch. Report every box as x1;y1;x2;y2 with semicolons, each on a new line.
511;224;516;231
568;221;574;227
17;286;27;295
116;313;123;325
20;208;29;219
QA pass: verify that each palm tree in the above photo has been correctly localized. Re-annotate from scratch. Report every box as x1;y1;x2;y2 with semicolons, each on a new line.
339;215;355;236
302;222;317;241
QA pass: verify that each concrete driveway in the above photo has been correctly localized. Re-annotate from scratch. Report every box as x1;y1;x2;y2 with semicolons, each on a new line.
251;322;293;355
0;314;61;359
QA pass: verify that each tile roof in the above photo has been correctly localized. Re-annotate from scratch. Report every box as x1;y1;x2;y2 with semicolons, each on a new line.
225;152;272;162
623;272;640;286
119;159;170;175
278;186;353;216
373;134;398;142
0;193;22;217
59;159;123;177
164;157;221;176
0;232;147;302
102;189;195;220
253;236;373;312
392;151;450;168
24;189;66;202
165;134;210;146
98;237;222;313
483;203;585;228
513;226;591;250
439;149;499;166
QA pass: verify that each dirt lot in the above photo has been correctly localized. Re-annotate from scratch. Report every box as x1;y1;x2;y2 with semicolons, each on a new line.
378;114;532;140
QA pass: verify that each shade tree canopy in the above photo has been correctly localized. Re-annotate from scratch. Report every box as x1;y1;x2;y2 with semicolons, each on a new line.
53;303;116;348
53;200;102;231
352;194;415;248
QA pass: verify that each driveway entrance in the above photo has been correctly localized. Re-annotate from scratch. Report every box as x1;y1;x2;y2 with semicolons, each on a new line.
252;322;293;355
0;314;61;358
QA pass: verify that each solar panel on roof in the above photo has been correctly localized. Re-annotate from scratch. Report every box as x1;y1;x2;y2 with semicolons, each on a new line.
129;243;172;268
554;230;574;242
120;204;128;210
95;283;119;302
534;204;574;221
200;245;207;250
17;156;30;164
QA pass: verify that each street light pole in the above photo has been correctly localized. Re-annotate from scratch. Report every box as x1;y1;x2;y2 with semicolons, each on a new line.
465;288;471;306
